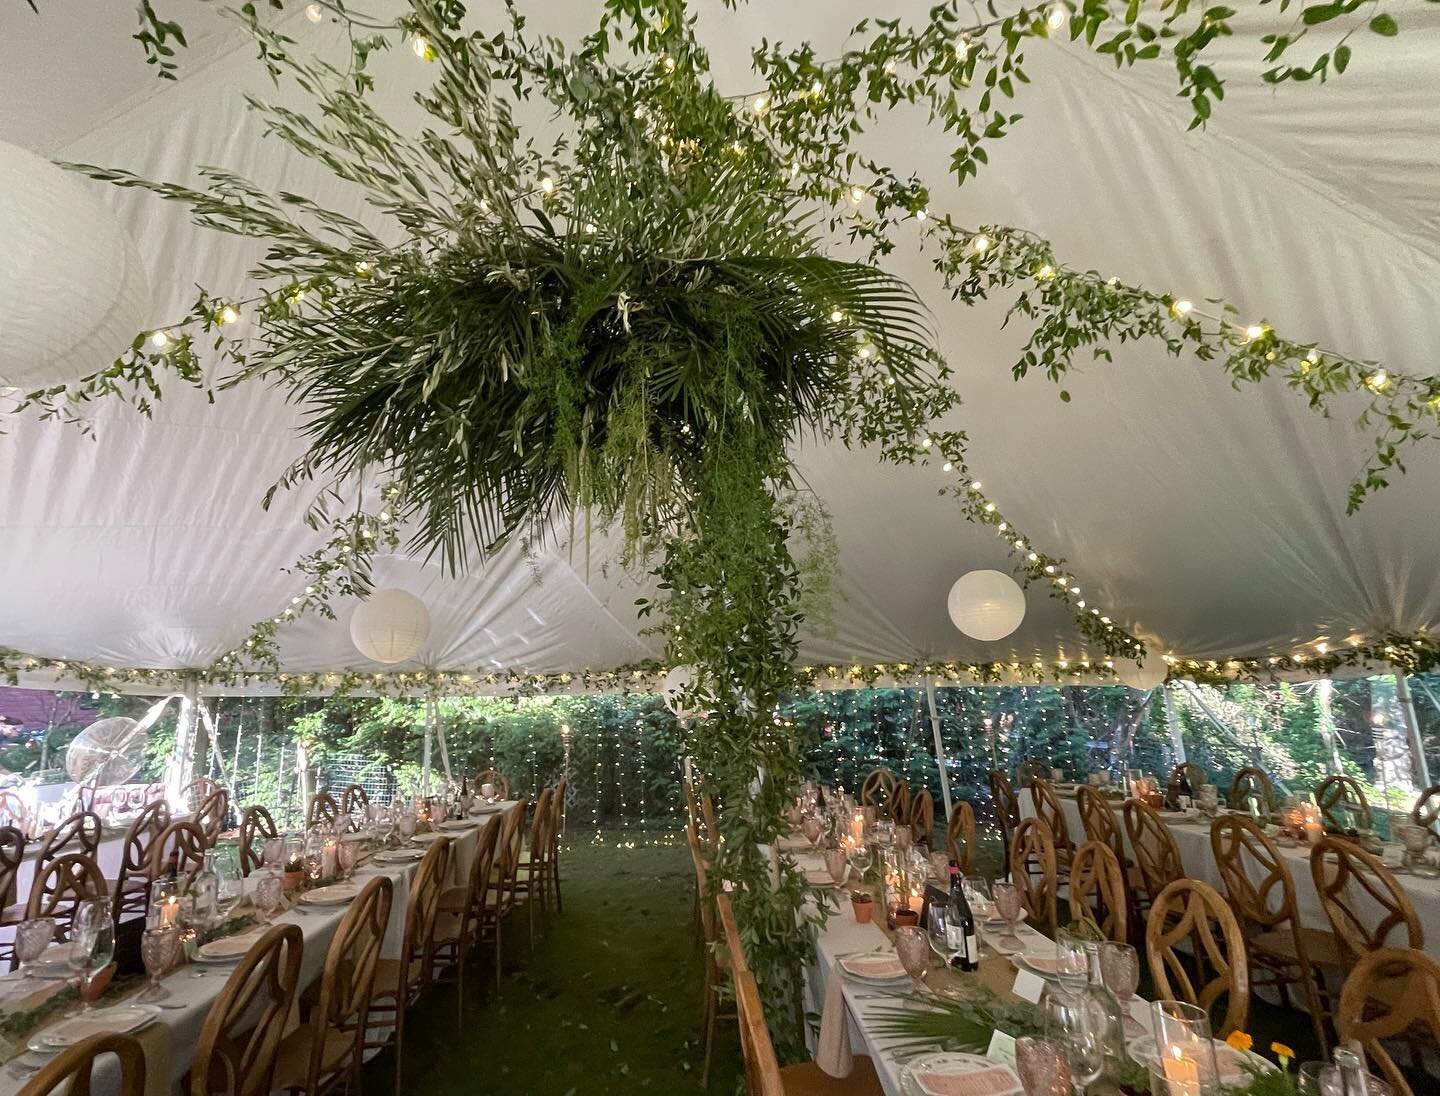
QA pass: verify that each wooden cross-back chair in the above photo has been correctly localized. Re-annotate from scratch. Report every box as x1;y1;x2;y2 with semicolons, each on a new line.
1228;767;1278;816
237;805;279;878
26;853;107;939
1076;786;1124;863
546;778;566;911
1410;784;1440;834
1310;835;1423;963
889;780;911;827
69;784;98;816
715;891;747;978
988;769;1021;878
859;768;901;822
1167;761;1208;795
1146;879;1250;1039
686;818;733;1088
1123;799;1184;914
474;769;511;800
945;801;975;875
433;813;503;1034
32;810;102;891
147;821;208;888
365;837;451;1095
907;787;934;846
1015;758;1052;789
514;786;553;941
1314;774;1372;832
337;784;368;829
479;799;526;993
194;789;230;845
0;826;27;967
270;874;392;1096
1069;840;1128;945
1211;814;1337;1054
1009;817;1058;937
112;800;169;923
182;778;221;816
1029;779;1074;876
16;1032;146;1096
305;792;339;832
733;966;884;1096
0;791;28;833
190;923;303;1096
1337;948;1440;1096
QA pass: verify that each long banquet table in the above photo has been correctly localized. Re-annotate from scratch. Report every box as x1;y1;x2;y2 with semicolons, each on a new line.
1018;787;1440;949
0;799;524;1096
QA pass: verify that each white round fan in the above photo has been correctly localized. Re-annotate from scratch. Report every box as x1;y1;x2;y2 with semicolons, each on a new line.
65;716;146;786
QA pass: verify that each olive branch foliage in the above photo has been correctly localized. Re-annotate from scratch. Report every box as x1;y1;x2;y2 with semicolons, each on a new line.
7;0;1438;1055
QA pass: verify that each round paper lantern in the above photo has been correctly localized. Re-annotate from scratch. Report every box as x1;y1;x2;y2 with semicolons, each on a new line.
349;588;430;664
946;569;1026;642
0;140;151;389
1113;657;1168;691
661;665;698;718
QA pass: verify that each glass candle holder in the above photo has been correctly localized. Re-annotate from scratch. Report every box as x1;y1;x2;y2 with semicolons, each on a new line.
1148;1000;1220;1096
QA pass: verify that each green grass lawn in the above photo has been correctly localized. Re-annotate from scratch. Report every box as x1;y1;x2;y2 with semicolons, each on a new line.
370;836;742;1095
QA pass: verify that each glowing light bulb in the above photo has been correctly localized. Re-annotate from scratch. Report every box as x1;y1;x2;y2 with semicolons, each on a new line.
751;93;770;114
984;502;996;513
829;309;844;322
663;55;676;72
849;184;867;203
810;79;823;96
304;2;324;22
1367;369;1389;390
971;233;991;254
1171;298;1193;317
149;330;170;349
942;461;953;472
410;35;433;60
970;480;982;490
915;208;928;221
1045;3;1069;31
858;345;873;359
955;36;971;60
355;260;373;276
1245;323;1267;341
218;305;240;325
540;175;556;194
884;58;897;74
920;436;932;449
1028;552;1039;562
1037;264;1055;279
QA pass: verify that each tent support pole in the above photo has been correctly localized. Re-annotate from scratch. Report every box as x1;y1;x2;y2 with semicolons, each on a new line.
432;698;454;786
1161;684;1186;765
1395;672;1432;790
165;678;200;808
924;680;953;822
421;698;435;800
1315;679;1345;774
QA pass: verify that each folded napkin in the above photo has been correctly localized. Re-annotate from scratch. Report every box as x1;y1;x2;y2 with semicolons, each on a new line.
915;1066;1022;1096
815;962;854;1078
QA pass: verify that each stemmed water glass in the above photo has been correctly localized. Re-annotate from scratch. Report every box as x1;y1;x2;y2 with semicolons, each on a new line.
990;881;1025;952
15;917;55;980
926;904;950;965
1054;928;1090;993
1015;1035;1073;1096
962;875;992;921
893;926;931;988
1042;988;1105;1092
397;808;417;846
338;840;359;879
801;815;823;852
823;847;849;888
213;852;243;923
262;836;286;872
254;871;283;922
137;926;180;1003
1099;941;1144;1037
66;899;115;1016
847;842;873;884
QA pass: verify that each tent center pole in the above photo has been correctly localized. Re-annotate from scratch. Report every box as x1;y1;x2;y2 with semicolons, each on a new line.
924;680;953;822
1395;672;1433;790
1161;683;1186;765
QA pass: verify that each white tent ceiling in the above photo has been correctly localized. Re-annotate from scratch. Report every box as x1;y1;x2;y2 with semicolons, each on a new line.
1;0;1438;681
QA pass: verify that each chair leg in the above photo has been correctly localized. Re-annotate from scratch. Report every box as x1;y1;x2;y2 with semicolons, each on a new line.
700;976;717;1088
553;859;563;913
494;914;503;992
393;998;406;1096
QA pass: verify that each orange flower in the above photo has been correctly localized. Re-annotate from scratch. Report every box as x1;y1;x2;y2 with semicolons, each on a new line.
1272;1042;1295;1067
1226;1031;1254;1053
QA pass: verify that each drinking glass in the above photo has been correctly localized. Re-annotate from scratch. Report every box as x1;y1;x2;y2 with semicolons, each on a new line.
893;926;930;985
823;847;848;887
67;899;114;1016
1054;928;1089;991
1098;941;1144;1036
847;843;873;883
801;816;823;851
15;917;55;980
1319;1065;1392;1096
928;851;950;882
338;840;359;879
962;875;992;920
214;856;243;922
254;871;283;922
1042;988;1104;1090
926;905;950;963
1297;1061;1326;1096
398;809;417;845
990;881;1025;951
303;828;325;883
1148;1000;1220;1096
138;926;180;1003
262;836;285;871
1015;1035;1073;1096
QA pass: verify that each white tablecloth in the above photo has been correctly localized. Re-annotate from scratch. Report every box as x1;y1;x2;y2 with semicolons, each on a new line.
0;799;521;1096
1018;789;1440;951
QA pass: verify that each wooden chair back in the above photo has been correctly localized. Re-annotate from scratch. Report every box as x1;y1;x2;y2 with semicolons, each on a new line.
1069;840;1128;944
1210;814;1296;932
734;968;785;1096
889;779;911;826
26;853;107;936
1411;784;1440;834
69;784;98;816
0;790;29;832
1337;947;1440;1096
1310;835;1422;961
1167;761;1208;794
148;821;208;886
306;792;339;831
1009;818;1058;936
546;780;566;858
182;778;221;812
237;805;279;877
685;820;716;946
459;815;502;941
194;789;230;845
112;801;168;922
908;787;934;845
1123;799;1183;901
1076;786;1125;865
859;768;898;813
497;798;527;888
474;769;511;800
301;874;392;1091
0;826;27;907
1146;879;1250;1038
33;811;102;885
527;787;553;866
1315;774;1371;832
190;923;303;1096
16;1032;145;1096
1030;779;1072;853
400;837;451;991
338;784;369;826
1228;767;1277;815
1015;758;1052;789
988;769;1021;849
945;801;975;875
683;774;702;836
716;891;747;976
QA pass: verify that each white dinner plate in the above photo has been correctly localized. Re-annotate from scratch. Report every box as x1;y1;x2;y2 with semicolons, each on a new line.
835;951;912;985
300;883;363;906
412;831;445;842
28;1005;158;1052
198;929;268;961
439;820;474;831
900;1052;1023;1096
373;849;424;863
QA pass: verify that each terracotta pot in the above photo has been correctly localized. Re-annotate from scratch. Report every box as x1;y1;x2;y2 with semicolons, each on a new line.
893;908;919;927
851;899;873;924
281;870;304;893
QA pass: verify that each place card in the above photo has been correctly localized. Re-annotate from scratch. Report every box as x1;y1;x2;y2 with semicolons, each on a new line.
1011;968;1046;1004
985;1029;1017;1068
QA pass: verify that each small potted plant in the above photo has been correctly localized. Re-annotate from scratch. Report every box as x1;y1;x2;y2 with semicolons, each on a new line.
281;855;305;893
850;890;874;924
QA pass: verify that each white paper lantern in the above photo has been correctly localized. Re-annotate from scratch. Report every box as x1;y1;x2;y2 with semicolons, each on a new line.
946;569;1026;642
349;588;430;664
1113;657;1168;691
661;664;698;718
0;141;151;389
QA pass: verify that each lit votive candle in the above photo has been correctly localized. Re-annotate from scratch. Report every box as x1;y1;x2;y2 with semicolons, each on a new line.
1161;1047;1202;1096
850;811;865;846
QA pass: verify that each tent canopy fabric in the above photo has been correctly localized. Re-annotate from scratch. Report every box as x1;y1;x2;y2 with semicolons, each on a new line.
1;0;1438;682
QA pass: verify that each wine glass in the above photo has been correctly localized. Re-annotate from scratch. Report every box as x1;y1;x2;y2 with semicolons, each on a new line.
1297;1061;1326;1096
926;904;950;964
1015;1035;1073;1096
15;917;55;980
893;926;931;987
990;881;1025;951
1319;1065;1392;1096
338;840;359;879
801;815;823;851
138;926;180;1003
823;847;848;887
847;842;873;883
398;809;417;845
303;829;325;883
1054;928;1090;992
67;898;114;1016
254;871;283;922
262;836;286;871
962;875;992;921
1042;988;1104;1091
1099;941;1144;1037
